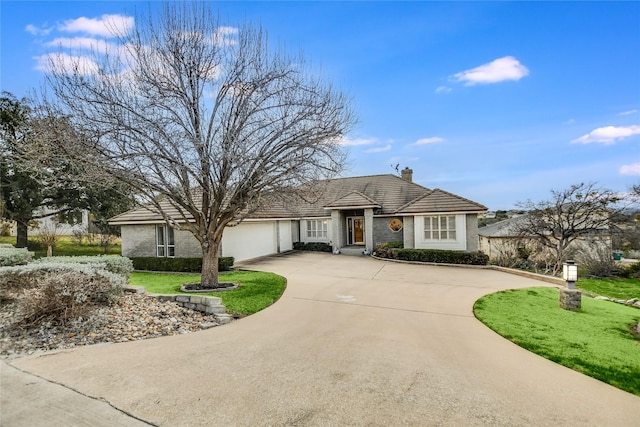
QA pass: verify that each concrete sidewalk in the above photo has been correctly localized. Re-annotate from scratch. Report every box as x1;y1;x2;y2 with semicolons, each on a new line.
1;360;151;426
3;252;640;426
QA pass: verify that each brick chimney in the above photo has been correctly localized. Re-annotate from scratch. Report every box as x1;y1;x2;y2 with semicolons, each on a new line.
401;167;413;182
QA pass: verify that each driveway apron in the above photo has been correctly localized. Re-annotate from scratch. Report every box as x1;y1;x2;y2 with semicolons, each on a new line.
5;252;640;426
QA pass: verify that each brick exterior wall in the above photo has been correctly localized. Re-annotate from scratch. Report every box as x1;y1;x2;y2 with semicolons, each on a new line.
373;217;404;248
121;225;157;257
121;224;201;258
174;228;202;257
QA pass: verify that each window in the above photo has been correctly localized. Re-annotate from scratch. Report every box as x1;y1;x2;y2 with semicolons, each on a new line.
156;225;175;257
424;215;457;241
307;219;328;238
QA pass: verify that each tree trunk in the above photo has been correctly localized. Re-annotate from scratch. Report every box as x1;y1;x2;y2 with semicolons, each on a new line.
16;220;28;248
47;245;53;257
200;239;221;288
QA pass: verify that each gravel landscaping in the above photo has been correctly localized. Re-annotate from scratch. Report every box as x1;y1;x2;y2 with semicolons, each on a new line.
0;292;222;359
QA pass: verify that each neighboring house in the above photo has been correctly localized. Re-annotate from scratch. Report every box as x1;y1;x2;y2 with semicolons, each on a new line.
478;216;612;262
8;208;89;237
109;168;487;262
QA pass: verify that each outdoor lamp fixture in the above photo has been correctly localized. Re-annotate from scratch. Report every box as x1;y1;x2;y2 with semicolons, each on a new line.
562;260;578;289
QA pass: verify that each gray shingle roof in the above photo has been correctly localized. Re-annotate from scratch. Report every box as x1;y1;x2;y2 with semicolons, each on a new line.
477;216;527;237
109;174;487;224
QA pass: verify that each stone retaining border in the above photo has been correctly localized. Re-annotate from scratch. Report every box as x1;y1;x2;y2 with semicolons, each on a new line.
123;285;233;325
370;254;565;285
371;255;640;309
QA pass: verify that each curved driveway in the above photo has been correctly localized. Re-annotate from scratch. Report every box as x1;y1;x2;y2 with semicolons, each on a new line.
5;252;640;426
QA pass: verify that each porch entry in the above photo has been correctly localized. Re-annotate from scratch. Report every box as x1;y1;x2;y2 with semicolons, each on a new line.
346;216;365;245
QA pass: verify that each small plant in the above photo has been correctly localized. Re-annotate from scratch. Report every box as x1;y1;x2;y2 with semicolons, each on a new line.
373;242;402;259
35;221;61;257
71;227;87;246
0;221;12;236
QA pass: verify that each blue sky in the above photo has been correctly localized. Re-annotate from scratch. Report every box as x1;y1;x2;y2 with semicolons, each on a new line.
2;1;639;209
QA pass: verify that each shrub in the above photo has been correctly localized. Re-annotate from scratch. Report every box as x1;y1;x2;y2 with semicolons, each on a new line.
0;247;33;266
394;248;489;265
293;242;333;252
622;261;640;279
0;262;125;289
373;243;401;259
32;255;133;278
129;256;234;272
20;269;122;327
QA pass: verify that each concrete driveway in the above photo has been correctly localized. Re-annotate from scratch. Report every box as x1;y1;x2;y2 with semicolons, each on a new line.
3;252;640;426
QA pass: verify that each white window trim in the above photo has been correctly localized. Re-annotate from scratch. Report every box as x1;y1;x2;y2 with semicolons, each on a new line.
414;214;467;251
306;219;328;239
423;215;457;241
156;225;175;258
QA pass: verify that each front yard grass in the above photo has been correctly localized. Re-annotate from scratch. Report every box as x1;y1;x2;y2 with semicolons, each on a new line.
0;235;121;257
474;287;640;395
578;277;640;300
129;271;286;316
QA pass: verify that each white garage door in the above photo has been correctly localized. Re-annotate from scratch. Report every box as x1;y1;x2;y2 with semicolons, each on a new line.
221;221;277;262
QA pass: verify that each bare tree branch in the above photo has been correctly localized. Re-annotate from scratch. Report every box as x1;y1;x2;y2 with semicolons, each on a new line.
43;2;354;286
515;182;620;274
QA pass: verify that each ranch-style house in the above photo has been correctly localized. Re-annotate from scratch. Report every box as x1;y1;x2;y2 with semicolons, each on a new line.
109;168;487;262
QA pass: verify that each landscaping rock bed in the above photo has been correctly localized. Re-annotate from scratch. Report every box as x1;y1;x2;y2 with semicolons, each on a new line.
0;292;225;359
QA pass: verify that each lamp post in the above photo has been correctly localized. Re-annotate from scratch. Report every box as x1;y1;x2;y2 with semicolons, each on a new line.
562;260;578;289
560;260;581;310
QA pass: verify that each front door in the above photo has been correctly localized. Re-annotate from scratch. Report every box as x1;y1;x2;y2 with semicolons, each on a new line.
347;216;365;245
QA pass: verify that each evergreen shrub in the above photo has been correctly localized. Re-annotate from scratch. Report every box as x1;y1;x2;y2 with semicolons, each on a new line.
374;244;489;266
130;256;234;272
293;242;332;252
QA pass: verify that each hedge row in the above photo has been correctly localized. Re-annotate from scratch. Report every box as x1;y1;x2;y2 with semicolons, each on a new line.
293;242;333;252
130;256;234;272
397;249;489;265
374;243;489;266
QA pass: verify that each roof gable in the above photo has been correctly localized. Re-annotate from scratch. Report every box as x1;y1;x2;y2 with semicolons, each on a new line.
396;188;487;214
324;190;381;209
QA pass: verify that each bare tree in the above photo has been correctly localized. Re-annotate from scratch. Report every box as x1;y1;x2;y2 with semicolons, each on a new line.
515;182;620;275
43;2;354;287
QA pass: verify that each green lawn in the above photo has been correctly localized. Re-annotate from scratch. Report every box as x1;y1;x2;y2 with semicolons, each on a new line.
0;235;121;258
474;287;640;395
578;277;640;300
129;271;286;316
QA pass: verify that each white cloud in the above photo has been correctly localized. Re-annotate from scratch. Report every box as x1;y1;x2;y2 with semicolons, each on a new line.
435;86;452;94
45;37;113;53
59;14;134;38
414;137;444;145
453;56;529;86
564;118;576;125
25;24;52;36
35;52;99;75
572;125;640;144
620;163;640;176
212;26;239;46
336;136;377;146
620;109;638;116
365;144;392;153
